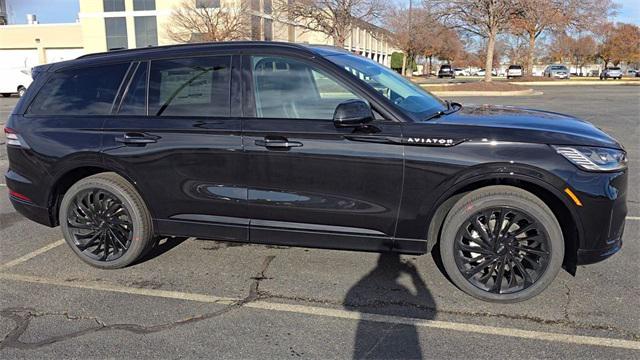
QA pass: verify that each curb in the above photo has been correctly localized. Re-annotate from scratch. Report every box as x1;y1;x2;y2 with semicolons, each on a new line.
431;89;543;97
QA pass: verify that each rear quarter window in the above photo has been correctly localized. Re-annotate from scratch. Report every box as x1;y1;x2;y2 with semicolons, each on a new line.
28;63;130;115
148;56;231;117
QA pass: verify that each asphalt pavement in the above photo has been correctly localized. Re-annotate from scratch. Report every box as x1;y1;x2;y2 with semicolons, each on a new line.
0;85;639;359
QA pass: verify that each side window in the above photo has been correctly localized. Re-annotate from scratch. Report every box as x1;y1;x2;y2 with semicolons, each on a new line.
148;56;230;117
119;62;148;115
28;63;129;115
251;56;361;120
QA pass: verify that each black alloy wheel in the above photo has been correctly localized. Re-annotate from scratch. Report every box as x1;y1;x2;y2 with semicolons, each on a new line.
439;186;563;302
67;189;133;262
453;207;550;295
60;172;153;269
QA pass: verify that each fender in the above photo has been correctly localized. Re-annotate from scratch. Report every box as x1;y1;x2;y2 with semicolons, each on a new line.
404;163;584;254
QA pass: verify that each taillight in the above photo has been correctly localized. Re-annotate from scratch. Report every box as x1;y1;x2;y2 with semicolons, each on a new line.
9;189;32;203
4;127;21;146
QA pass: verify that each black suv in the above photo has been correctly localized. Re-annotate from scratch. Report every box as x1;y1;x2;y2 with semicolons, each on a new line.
5;42;628;302
437;64;455;78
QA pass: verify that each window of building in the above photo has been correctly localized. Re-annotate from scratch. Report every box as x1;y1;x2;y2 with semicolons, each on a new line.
119;62;148;115
28;63;130;115
251;56;361;120
250;0;260;11
263;18;273;41
251;16;261;40
196;0;220;8
148;57;231;117
135;16;158;47
264;0;272;14
103;0;125;12
133;0;156;11
105;17;128;50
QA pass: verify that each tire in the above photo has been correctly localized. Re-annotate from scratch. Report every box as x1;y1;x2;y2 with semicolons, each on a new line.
1;93;10;98
439;185;564;302
59;172;154;269
17;86;26;97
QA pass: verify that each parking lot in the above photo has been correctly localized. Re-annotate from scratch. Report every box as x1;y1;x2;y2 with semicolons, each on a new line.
0;85;639;358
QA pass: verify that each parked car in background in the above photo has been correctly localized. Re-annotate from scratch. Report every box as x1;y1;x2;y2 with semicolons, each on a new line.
506;65;524;79
626;69;637;77
437;64;455;78
543;65;570;79
453;68;468;76
588;69;600;77
0;68;32;97
476;68;497;77
600;67;623;80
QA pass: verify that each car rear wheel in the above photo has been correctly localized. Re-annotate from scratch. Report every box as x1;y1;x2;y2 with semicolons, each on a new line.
17;86;26;97
439;186;563;302
59;172;154;269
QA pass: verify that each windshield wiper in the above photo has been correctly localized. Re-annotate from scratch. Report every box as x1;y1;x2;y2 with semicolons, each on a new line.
423;100;462;121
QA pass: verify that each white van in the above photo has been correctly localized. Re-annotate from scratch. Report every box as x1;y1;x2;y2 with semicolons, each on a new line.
0;68;33;97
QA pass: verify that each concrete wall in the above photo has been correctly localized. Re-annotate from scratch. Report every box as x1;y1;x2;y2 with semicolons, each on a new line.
0;23;84;66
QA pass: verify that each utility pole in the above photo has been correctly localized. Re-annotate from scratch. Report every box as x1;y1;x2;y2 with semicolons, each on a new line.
406;0;413;77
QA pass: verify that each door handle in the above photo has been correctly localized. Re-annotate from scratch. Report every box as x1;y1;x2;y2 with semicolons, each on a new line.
255;138;303;149
115;132;159;145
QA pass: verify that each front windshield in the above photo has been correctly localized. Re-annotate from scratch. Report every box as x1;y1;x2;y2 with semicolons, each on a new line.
325;53;446;121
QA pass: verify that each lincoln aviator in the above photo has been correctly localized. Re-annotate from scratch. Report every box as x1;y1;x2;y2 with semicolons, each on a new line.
5;42;627;302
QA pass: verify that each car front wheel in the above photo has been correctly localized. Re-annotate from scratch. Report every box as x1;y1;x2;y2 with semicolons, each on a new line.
59;172;154;269
439;186;564;302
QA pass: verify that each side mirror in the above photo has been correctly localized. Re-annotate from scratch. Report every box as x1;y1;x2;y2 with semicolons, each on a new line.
333;99;374;128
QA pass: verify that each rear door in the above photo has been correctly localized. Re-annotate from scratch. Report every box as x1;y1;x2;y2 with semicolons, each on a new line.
242;54;404;251
102;54;247;241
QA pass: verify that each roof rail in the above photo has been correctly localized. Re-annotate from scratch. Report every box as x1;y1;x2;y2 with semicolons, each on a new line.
77;41;311;60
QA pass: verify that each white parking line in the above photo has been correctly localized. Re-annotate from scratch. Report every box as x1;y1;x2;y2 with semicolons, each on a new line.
627;216;640;221
0;272;238;304
0;271;638;351
0;239;65;271
0;183;6;187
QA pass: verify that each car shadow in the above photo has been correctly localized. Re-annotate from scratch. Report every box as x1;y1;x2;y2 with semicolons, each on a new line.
132;236;189;265
344;252;435;359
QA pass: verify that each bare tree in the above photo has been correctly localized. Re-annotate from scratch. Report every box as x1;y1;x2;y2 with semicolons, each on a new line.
276;0;385;48
596;22;640;68
386;6;442;76
572;36;597;76
510;0;614;76
426;0;519;82
166;0;249;43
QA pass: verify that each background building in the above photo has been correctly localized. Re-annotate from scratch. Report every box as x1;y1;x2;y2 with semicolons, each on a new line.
0;0;7;25
0;0;395;70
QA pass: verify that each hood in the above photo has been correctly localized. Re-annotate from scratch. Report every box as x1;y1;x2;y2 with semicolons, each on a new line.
430;105;621;149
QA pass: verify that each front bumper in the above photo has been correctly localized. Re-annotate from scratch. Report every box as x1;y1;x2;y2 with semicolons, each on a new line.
577;235;623;265
570;169;627;265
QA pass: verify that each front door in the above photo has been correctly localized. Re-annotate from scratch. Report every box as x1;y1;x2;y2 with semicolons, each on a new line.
102;55;247;241
242;55;404;251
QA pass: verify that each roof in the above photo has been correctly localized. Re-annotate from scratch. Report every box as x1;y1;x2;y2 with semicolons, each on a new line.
43;41;348;71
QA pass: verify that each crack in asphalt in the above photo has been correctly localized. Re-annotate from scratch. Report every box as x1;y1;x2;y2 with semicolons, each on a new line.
0;255;277;350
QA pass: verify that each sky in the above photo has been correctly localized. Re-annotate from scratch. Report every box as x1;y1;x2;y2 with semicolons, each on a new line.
6;0;80;24
4;0;640;25
614;0;640;24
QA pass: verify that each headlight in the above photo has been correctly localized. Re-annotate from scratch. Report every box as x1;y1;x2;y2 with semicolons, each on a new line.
553;146;627;171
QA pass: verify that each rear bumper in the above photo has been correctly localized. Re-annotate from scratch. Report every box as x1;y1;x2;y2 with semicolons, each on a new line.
9;197;55;227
